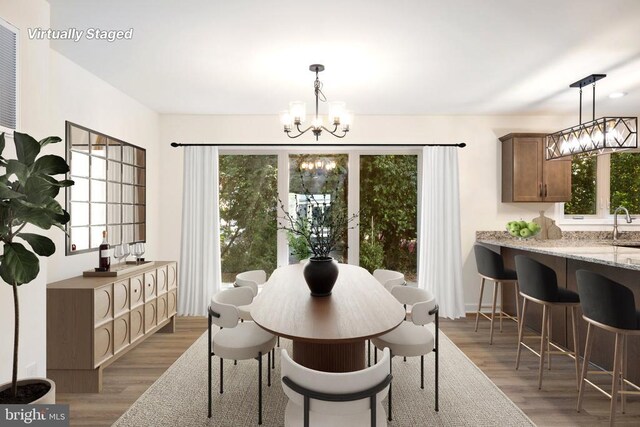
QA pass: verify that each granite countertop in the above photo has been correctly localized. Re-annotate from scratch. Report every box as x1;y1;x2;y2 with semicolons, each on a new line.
476;231;640;272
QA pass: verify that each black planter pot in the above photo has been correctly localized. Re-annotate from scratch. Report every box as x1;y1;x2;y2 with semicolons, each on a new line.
303;257;339;297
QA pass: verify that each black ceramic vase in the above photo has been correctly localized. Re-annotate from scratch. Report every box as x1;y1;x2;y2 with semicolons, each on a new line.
303;256;339;297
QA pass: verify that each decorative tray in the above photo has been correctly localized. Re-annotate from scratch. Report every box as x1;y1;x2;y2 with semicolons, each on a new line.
83;261;154;277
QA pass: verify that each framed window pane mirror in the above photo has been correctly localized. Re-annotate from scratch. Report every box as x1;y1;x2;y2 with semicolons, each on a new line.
66;121;146;255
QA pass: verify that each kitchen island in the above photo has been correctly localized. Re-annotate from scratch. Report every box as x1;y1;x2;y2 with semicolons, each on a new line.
476;233;640;386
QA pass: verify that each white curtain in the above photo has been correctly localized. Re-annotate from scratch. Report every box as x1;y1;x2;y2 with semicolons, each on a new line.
178;146;222;316
418;146;465;319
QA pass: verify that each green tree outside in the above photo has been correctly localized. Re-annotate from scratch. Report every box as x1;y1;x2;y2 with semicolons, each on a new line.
219;155;278;282
610;152;640;214
359;155;417;278
564;153;597;215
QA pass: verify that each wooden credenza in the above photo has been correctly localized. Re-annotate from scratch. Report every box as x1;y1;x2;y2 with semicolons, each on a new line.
47;261;178;392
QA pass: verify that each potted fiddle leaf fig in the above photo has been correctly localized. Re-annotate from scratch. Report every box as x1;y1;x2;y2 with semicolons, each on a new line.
0;131;73;404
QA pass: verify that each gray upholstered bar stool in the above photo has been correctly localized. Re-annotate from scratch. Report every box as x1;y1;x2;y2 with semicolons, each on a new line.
514;255;581;390
473;245;520;344
576;270;640;426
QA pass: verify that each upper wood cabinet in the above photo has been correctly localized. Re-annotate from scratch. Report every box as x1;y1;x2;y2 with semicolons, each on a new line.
500;133;571;202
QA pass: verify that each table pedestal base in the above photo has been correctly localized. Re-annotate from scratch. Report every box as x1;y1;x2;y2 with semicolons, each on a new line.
292;341;365;372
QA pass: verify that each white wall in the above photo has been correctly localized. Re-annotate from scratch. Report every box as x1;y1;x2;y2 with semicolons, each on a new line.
0;0;160;383
157;114;578;314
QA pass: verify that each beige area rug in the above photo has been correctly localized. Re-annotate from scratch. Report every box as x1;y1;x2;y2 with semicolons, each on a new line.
114;325;534;426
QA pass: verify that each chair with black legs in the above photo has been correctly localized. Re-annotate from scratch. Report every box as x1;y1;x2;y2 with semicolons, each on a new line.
473;245;520;344
371;286;439;421
208;287;277;425
576;270;640;426
514;255;581;390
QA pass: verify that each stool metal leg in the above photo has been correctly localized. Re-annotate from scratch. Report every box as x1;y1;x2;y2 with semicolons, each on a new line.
267;351;271;387
610;333;623;427
368;340;371;367
421;355;424;389
475;277;486;332
388;352;393;421
515;298;528;370
570;306;580;390
538;304;548;389
577;323;594;413
622;334;628;414
547;308;552;370
514;282;521;325
490;280;499;345
220;358;224;394
374;346;377;364
258;352;263;425
498;282;504;332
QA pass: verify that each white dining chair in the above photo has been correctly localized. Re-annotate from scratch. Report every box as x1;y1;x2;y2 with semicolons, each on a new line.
234;269;267;321
208;287;277;425
368;269;407;366
372;269;405;292
281;347;392;426
371;286;439;420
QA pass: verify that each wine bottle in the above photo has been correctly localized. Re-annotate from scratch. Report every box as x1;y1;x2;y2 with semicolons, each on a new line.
99;230;111;271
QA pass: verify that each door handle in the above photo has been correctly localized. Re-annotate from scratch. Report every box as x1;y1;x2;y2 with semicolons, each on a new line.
544;184;548;198
539;183;543;198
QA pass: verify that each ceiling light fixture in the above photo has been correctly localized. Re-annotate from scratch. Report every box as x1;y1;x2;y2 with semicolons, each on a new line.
546;74;637;160
280;64;352;141
609;92;627;99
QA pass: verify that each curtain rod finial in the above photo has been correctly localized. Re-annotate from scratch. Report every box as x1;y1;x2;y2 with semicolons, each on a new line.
171;142;179;147
459;143;466;148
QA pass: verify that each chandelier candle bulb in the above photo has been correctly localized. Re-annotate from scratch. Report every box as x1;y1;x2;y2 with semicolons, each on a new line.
289;101;306;124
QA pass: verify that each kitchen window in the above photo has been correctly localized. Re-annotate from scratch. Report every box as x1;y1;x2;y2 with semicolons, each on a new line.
560;150;640;222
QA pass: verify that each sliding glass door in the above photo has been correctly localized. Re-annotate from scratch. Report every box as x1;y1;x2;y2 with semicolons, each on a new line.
218;150;419;284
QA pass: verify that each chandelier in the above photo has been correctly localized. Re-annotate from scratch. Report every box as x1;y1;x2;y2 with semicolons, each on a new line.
546;74;637;160
299;159;337;171
280;64;352;140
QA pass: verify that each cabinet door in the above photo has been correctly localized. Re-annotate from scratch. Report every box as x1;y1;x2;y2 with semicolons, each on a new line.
113;313;130;354
113;279;130;317
130;274;144;308
130;306;145;343
94;285;113;326
168;289;177;316
157;293;169;322
144;270;157;301
543;158;572;202
512;137;543;202
144;300;157;332
168;263;177;289
94;322;113;366
157;266;168;295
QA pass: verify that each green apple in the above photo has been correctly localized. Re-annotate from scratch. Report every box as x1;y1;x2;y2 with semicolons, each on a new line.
509;228;520;237
520;228;532;238
527;222;540;233
518;220;528;228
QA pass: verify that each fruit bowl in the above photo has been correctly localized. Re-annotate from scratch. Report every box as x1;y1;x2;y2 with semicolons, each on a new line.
506;220;541;240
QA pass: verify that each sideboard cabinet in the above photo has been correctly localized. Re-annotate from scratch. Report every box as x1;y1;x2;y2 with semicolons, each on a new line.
47;261;178;392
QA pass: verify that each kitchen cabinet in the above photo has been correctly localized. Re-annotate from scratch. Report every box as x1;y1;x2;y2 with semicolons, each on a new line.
500;133;571;202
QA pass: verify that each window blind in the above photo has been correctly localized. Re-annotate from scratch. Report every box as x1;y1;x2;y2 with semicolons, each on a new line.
0;19;17;130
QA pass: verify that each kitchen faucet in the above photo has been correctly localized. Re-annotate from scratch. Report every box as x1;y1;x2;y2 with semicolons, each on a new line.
613;206;633;241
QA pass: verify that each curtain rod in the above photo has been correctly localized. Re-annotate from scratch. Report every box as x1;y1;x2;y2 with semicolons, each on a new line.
170;142;466;148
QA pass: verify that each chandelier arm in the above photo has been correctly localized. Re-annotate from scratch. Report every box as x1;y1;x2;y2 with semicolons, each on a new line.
320;125;348;138
286;125;314;139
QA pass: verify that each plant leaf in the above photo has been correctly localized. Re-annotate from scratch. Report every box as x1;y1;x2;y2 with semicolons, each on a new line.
38;136;61;147
0;242;40;285
0;132;5;157
25;175;60;204
0;182;25;199
6;160;29;183
17;233;56;257
13;132;41;166
32;155;70;176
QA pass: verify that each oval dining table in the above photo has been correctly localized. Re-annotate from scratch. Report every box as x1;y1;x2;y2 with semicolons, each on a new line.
251;263;406;372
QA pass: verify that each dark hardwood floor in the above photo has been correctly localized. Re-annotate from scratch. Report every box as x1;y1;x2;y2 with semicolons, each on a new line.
57;316;639;426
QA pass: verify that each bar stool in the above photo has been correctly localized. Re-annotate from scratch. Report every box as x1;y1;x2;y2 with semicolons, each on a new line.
473;245;520;344
576;270;640;426
514;255;580;390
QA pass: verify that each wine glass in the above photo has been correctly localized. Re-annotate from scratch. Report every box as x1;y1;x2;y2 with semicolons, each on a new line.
120;242;131;264
131;242;145;264
113;244;125;266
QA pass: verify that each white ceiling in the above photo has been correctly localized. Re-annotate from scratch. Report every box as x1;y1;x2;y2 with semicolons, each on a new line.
48;0;640;116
